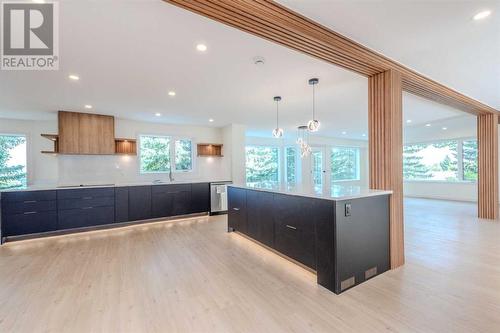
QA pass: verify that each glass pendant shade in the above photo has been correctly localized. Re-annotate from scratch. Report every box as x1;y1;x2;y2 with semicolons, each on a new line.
272;96;284;138
272;128;284;138
307;78;320;133
307;119;320;132
296;125;310;158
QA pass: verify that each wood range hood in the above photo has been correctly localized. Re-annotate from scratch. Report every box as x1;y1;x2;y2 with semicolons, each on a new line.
41;111;136;155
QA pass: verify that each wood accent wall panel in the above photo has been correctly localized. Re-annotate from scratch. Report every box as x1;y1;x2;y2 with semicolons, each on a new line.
477;114;499;219
58;111;115;155
369;70;404;268
163;0;498;115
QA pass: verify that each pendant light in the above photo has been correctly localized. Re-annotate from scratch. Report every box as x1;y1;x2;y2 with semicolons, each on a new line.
307;78;320;132
272;96;284;138
296;125;311;158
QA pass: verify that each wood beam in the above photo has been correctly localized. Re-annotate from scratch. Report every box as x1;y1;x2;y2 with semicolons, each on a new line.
369;70;404;268
477;114;499;219
164;0;499;115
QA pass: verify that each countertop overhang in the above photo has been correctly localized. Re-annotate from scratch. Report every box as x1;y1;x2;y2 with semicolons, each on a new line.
228;184;392;201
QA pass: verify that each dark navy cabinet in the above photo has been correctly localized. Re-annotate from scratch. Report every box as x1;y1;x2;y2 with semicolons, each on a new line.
115;187;129;223
128;186;152;221
228;187;247;233
1;190;57;237
190;183;210;213
1;182;212;242
246;190;274;248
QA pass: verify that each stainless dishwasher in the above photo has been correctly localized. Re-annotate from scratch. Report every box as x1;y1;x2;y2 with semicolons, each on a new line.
210;181;231;215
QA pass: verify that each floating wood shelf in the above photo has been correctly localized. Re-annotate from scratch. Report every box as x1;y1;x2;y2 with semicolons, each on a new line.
40;134;137;155
115;138;137;155
197;143;223;157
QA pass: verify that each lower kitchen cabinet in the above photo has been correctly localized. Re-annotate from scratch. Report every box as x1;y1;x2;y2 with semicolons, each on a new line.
152;184;191;218
3;211;58;236
115;187;129;223
58;206;115;230
228;187;247;233
246;190;274;247
128;186;152;221
190;183;210;213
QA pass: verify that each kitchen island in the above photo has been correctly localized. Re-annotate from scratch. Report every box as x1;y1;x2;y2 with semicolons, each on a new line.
227;184;392;294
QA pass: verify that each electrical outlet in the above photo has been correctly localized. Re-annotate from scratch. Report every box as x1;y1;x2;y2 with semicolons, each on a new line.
345;203;352;217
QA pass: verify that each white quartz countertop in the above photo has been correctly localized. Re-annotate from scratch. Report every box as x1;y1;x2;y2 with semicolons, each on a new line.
0;180;232;193
228;184;392;201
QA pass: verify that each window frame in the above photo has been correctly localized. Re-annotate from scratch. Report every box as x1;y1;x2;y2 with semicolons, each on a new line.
0;133;28;189
330;145;361;183
139;134;194;174
403;137;477;183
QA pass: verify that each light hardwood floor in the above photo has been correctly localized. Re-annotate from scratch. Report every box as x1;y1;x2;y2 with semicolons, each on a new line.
1;198;500;332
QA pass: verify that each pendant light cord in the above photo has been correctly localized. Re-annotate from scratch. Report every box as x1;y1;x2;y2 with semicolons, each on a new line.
312;83;316;120
276;100;279;128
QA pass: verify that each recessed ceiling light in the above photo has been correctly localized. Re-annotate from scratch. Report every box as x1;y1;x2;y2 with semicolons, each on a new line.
209;118;214;122
155;113;161;117
196;44;207;52
68;74;79;81
406;119;412;124
32;0;45;3
168;91;176;97
473;10;491;20
342;131;347;135
84;104;92;109
425;123;431;127
442;127;448;130
253;56;266;66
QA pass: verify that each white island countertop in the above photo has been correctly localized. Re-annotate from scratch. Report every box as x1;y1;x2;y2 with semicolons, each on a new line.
229;184;392;201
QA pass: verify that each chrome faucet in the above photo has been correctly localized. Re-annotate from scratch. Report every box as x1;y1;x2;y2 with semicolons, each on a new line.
169;168;175;182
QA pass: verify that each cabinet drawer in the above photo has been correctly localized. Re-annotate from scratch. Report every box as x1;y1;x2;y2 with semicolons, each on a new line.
58;196;114;211
1;190;56;203
275;224;316;269
2;200;57;215
57;187;115;200
2;211;58;237
151;184;191;194
58;206;115;230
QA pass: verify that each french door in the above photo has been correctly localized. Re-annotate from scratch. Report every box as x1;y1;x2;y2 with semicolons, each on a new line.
310;147;330;194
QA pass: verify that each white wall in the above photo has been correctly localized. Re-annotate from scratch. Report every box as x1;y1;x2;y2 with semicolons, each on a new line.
246;135;369;191
0;117;231;186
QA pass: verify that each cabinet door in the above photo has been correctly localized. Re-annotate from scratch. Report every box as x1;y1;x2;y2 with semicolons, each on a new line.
227;187;247;233
152;184;192;218
115;187;129;223
274;194;316;269
3;211;58;236
58;206;114;230
246;190;274;247
128;186;152;221
190;183;210;213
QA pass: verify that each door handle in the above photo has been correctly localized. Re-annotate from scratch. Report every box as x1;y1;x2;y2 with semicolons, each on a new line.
23;211;37;215
82;197;93;200
23;200;37;203
286;225;297;230
233;207;240;211
82;207;93;210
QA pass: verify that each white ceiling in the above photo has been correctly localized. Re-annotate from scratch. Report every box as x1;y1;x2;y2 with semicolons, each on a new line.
0;0;479;140
278;0;500;110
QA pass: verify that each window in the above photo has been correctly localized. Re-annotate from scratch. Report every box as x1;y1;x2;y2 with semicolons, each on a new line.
403;139;477;182
285;147;297;188
462;140;478;181
331;147;360;182
245;146;279;189
175;139;193;171
0;134;27;189
140;135;193;173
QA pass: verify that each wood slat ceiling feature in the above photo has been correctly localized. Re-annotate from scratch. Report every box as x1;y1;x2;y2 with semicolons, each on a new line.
164;0;498;115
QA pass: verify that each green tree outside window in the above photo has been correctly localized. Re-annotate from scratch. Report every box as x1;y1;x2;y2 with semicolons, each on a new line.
0;135;27;189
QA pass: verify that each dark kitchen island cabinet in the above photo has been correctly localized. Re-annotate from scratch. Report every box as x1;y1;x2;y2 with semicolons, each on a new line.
227;185;391;295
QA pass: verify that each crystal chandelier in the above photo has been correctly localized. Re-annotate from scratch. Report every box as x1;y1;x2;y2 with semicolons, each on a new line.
272;96;284;138
307;78;320;132
296;125;311;157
